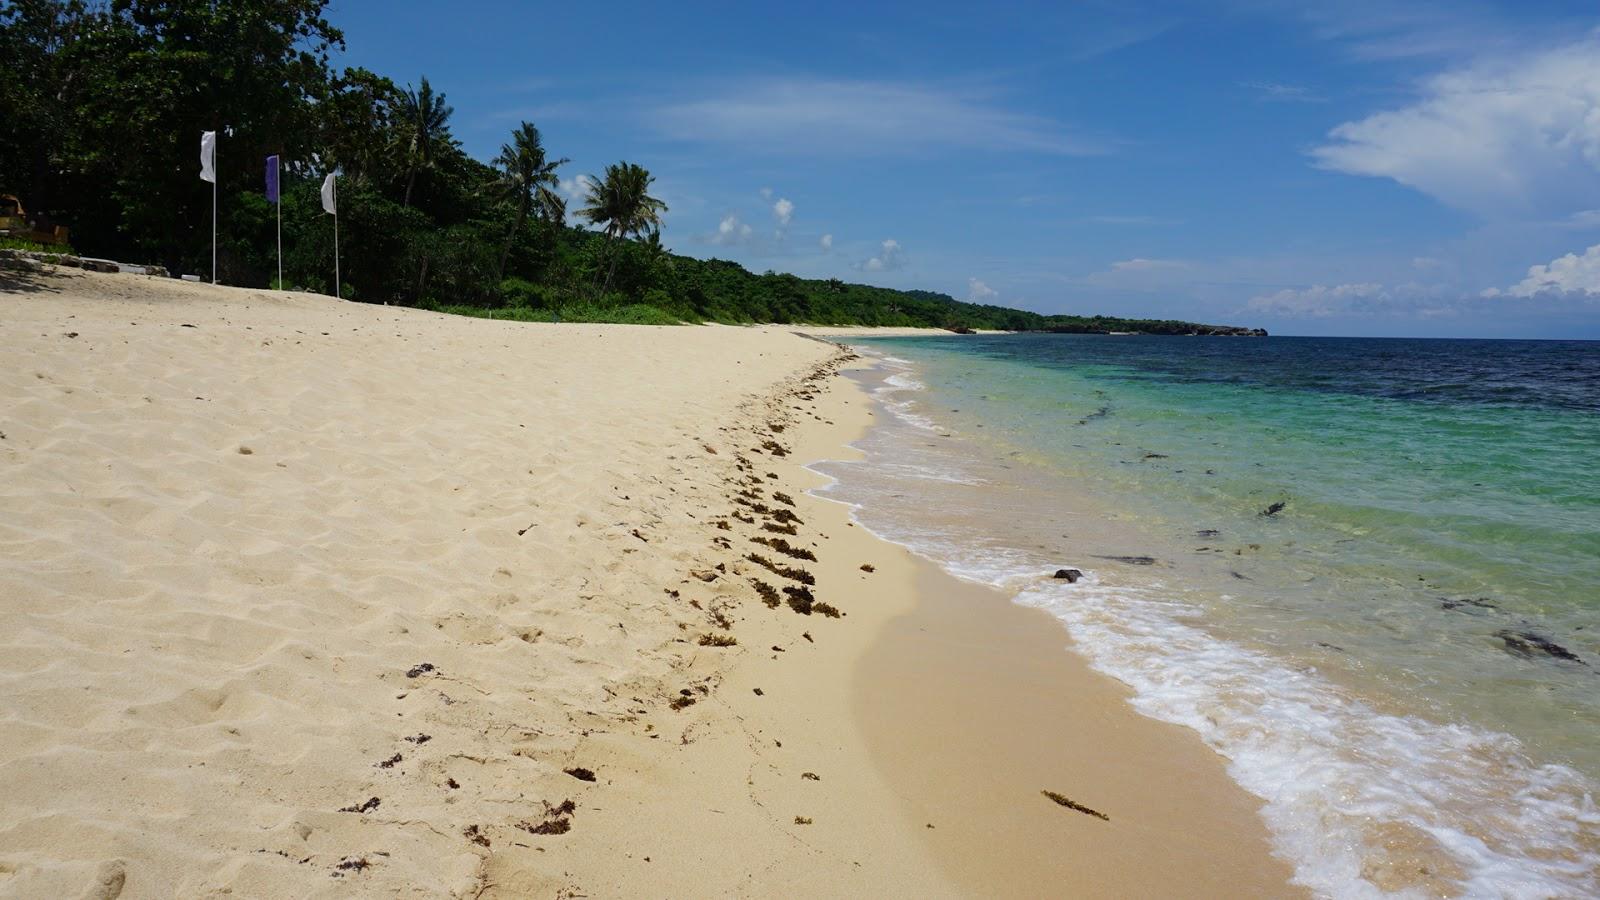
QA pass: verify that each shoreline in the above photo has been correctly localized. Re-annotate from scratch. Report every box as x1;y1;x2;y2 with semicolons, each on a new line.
0;269;1294;896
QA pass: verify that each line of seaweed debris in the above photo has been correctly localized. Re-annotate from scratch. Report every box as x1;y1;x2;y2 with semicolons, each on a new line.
750;578;783;608
746;553;815;585
750;535;817;561
782;584;841;618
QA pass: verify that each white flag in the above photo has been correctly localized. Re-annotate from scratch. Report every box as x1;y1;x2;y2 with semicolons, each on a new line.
199;131;217;183
320;173;337;215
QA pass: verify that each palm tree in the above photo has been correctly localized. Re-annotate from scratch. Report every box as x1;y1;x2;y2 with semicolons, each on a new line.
493;121;568;283
398;77;453;207
579;161;667;293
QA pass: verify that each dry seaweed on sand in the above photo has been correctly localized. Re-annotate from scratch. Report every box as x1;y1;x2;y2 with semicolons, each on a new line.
750;535;817;561
338;797;381;814
698;633;738;647
762;440;789;457
783;584;814;615
859;563;875;573
564;767;597;782
1042;790;1109;821
762;521;798;536
771;491;795;506
793;816;812;825
750;578;782;608
519;799;578;834
746;553;814;585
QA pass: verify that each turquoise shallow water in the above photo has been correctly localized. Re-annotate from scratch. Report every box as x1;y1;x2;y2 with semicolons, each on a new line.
815;335;1600;898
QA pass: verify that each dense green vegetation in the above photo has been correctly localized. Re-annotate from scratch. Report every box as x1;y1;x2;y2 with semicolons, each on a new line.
2;0;1261;334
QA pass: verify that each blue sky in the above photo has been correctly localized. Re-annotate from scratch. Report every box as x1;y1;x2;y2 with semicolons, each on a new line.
328;0;1600;338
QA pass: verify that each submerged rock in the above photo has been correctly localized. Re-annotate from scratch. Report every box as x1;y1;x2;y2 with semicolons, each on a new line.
1053;568;1083;582
1495;629;1585;665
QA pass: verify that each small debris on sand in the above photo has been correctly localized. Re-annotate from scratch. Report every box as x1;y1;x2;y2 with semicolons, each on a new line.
1042;790;1109;821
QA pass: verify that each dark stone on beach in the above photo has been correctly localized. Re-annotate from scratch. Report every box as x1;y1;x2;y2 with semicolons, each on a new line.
1053;568;1083;582
1495;629;1585;665
1196;529;1220;538
1260;501;1287;517
1092;555;1158;566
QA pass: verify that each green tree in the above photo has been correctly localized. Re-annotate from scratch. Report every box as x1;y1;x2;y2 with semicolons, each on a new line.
398;76;454;208
579;161;667;293
492;121;567;283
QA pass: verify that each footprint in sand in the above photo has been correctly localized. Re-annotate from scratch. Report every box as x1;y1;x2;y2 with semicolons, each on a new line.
80;860;126;900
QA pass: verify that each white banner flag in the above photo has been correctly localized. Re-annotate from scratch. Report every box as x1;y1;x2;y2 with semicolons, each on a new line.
320;173;337;215
200;131;217;183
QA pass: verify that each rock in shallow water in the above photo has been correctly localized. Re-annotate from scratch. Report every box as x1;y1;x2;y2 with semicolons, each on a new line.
1495;629;1585;665
1053;568;1083;582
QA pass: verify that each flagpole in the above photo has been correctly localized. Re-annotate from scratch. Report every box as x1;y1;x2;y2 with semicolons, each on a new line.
211;133;218;285
333;178;341;300
275;155;282;289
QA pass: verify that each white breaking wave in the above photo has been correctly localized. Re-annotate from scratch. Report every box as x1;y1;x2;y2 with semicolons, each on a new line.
1013;578;1600;899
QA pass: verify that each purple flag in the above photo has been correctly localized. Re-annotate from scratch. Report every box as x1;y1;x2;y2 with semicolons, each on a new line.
265;155;280;203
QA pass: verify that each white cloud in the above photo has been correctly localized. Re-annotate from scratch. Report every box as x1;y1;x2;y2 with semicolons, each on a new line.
1110;258;1188;272
1085;214;1182;226
1247;281;1456;318
1248;282;1388;317
707;214;754;246
1311;37;1600;218
819;233;833;250
772;197;794;227
1487;243;1600;297
1240;80;1323;102
858;239;905;272
651;78;1107;156
968;278;997;301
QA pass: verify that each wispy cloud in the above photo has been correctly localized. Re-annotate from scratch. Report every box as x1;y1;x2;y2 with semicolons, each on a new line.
1247;281;1457;318
968;277;997;301
1311;36;1600;220
650;78;1109;156
1240;80;1324;102
1110;258;1188;272
819;233;833;251
1084;214;1183;226
1254;0;1554;61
